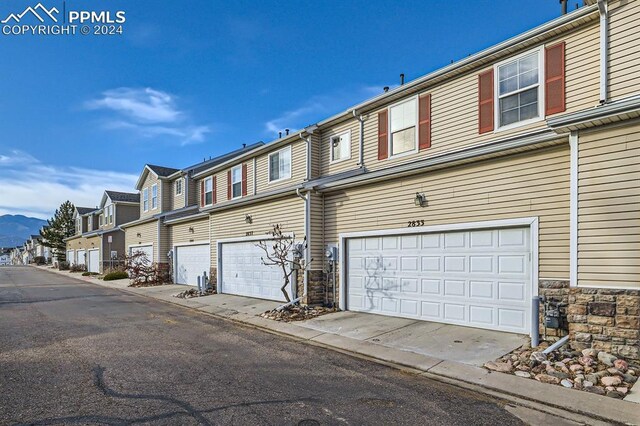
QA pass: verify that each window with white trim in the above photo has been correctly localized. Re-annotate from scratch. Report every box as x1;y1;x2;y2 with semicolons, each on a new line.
142;188;149;212
330;132;351;162
107;205;114;224
389;98;417;156
175;178;182;196
99;215;103;227
204;177;213;205
151;184;158;209
231;165;242;198
497;50;541;128
268;146;291;182
88;216;93;229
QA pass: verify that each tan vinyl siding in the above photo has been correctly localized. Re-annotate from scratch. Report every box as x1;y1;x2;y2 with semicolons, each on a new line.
172;177;186;210
125;221;158;261
170;217;209;245
320;119;360;176
85;236;101;261
319;22;599;175
116;204;140;226
158;224;170;264
577;123;640;289
66;236;87;257
309;191;324;269
324;144;570;279
310;133;321;179
256;141;307;192
210;195;305;268
102;230;125;262
608;0;640;101
139;173;159;219
186;177;198;206
161;181;171;213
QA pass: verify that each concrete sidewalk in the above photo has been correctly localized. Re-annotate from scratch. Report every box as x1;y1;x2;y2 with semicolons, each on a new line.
35;265;640;425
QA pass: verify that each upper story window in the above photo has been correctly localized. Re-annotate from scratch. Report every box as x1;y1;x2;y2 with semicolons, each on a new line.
76;218;81;233
99;215;103;227
389;98;417;157
268;146;291;183
142;188;149;212
175;178;182;196
106;205;114;224
204;177;213;206
330;131;351;162
151;184;158;209
231;165;242;198
88;216;92;229
496;50;542;128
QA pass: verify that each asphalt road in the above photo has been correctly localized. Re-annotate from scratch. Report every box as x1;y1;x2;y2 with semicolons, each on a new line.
0;266;524;425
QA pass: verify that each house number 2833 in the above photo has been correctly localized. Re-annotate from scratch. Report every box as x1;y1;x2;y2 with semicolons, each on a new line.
407;220;425;227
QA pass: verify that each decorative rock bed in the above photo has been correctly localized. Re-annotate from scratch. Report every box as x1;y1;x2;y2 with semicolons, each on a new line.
260;305;334;322
485;341;638;399
173;288;214;298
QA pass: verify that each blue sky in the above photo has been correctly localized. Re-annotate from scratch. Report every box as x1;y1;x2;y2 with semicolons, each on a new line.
0;0;563;218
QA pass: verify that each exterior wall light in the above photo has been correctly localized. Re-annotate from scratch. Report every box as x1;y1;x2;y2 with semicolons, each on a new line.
136;232;141;238
414;192;428;207
245;214;253;224
188;227;194;233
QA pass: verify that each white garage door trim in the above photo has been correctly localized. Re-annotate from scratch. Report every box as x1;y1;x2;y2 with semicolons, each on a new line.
88;249;100;273
339;217;539;338
128;243;154;265
174;241;210;286
76;249;86;266
216;235;296;302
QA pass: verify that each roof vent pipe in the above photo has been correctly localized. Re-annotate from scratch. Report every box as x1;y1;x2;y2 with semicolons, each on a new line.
560;0;568;15
279;131;282;138
400;73;405;85
242;143;246;148
285;128;290;136
383;86;389;93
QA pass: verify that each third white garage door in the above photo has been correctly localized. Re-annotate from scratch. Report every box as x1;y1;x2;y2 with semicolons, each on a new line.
219;241;292;302
175;244;210;286
345;226;532;334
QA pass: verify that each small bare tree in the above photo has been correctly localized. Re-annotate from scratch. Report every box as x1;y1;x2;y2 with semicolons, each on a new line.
124;251;161;287
256;224;312;303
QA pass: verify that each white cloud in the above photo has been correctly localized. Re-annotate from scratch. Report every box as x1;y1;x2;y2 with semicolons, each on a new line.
85;87;211;145
0;149;137;220
0;150;39;167
263;85;388;136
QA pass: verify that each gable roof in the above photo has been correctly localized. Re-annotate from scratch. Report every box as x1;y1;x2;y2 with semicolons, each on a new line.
104;190;140;204
75;207;95;215
147;164;180;177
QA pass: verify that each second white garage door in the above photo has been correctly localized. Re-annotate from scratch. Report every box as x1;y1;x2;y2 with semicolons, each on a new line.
219;241;292;302
345;226;532;334
175;244;210;286
76;249;86;266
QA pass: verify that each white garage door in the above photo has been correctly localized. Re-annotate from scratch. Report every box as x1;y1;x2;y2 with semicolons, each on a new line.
88;249;100;273
175;244;210;286
346;227;532;334
220;241;292;302
76;250;86;266
66;250;74;264
129;245;153;265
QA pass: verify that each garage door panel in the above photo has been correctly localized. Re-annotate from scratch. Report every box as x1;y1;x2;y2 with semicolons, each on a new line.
220;241;292;302
175;244;210;286
88;249;100;273
347;227;532;334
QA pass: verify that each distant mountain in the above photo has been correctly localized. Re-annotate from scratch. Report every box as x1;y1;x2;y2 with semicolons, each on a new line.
0;215;47;247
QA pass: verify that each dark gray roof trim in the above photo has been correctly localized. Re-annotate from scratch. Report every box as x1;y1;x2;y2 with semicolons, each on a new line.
76;207;95;215
106;190;140;203
147;164;180;177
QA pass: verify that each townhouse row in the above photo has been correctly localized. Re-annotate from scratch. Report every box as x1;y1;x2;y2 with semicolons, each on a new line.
67;0;640;361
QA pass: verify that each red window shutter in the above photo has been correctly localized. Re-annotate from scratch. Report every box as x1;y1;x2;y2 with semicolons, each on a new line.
242;163;248;196
418;93;431;150
378;110;389;160
545;42;566;116
212;176;217;204
478;70;494;134
200;180;205;207
227;170;232;200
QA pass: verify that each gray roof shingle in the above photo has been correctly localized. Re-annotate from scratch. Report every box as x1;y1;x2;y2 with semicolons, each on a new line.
186;142;264;175
106;190;140;203
147;164;180;177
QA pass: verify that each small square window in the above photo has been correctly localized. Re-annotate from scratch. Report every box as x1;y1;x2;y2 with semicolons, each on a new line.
330;132;351;162
231;166;242;198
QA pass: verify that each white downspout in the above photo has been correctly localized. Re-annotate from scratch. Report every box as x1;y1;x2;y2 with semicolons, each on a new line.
352;110;365;167
597;0;608;104
299;132;312;181
295;187;310;302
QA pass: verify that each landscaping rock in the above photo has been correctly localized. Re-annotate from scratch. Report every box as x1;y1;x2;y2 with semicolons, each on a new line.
585;386;605;395
585;373;600;385
600;376;622;387
578;356;595;367
261;305;334;322
583;380;594;388
597;351;617;367
530;351;547;363
535;374;561;385
484;361;512;373
613;359;628;372
616;387;628;395
514;371;531;378
606;391;623;399
560;379;573;388
581;348;598;358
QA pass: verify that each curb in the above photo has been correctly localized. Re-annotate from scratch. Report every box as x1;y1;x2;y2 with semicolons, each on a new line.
33;265;639;425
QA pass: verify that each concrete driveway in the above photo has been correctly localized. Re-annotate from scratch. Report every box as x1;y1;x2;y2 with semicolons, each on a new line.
298;311;528;366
